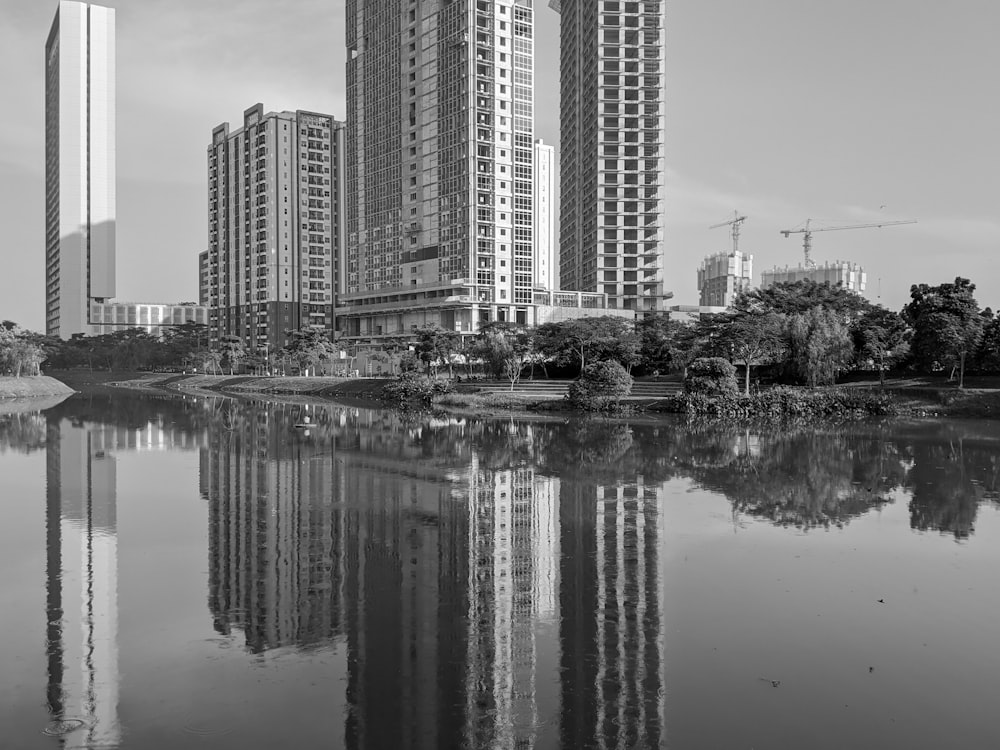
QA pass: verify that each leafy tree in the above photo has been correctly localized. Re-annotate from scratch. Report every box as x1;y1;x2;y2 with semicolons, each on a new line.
218;335;247;375
636;316;696;374
684;357;738;395
414;324;461;378
733;279;873;319
109;328;157;371
535;316;638;374
976;311;1000;372
699;312;786;394
852;306;910;384
283;328;337;376
567;360;633;411
902;277;984;387
787;307;855;387
0;326;44;377
159;322;209;369
471;321;533;389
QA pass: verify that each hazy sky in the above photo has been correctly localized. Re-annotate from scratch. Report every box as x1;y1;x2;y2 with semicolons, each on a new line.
2;0;998;331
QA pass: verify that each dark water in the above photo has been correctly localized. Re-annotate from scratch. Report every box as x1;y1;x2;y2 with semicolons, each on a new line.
1;392;999;749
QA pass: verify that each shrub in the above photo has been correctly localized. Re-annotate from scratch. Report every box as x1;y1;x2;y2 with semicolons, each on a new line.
685;357;738;395
568;360;633;411
381;373;453;404
657;386;898;420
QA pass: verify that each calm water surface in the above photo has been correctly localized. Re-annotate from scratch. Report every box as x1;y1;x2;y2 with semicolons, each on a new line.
1;391;999;749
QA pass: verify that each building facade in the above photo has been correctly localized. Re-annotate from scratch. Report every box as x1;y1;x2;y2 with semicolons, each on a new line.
89;301;208;338
533;139;556;290
551;0;668;313
761;260;867;293
45;1;116;338
340;0;538;343
697;249;753;307
205;104;344;349
198;249;210;307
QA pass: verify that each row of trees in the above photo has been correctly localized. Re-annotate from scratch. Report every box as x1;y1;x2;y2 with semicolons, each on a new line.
0;321;347;378
5;276;996;388
410;276;999;390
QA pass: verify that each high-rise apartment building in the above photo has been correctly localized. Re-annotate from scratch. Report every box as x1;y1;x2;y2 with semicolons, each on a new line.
340;0;538;340
551;0;668;313
45;1;116;338
206;104;344;349
698;249;753;307
533;139;556;290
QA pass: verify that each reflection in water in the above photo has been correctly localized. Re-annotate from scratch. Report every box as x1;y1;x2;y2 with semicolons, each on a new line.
44;411;206;747
28;394;1000;748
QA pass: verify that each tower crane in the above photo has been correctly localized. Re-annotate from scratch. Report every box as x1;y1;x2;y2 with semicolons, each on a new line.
709;211;748;254
780;218;917;268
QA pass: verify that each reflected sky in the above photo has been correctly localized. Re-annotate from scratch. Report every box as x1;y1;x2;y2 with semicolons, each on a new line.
1;393;999;749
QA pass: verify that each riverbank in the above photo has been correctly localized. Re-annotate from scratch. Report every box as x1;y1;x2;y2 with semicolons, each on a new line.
49;370;1000;420
0;376;75;399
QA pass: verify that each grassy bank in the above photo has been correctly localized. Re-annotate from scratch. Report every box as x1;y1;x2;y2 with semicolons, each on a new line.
59;369;1000;420
0;376;76;399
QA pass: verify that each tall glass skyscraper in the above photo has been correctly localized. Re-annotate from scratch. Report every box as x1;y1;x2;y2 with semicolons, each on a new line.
551;0;668;313
45;1;116;337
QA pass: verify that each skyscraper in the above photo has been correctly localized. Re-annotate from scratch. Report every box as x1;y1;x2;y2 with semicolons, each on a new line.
45;1;116;338
533;139;556;290
340;0;537;341
205;104;344;349
551;0;668;313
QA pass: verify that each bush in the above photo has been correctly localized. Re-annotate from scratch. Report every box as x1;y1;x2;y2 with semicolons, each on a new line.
685;357;738;395
381;373;453;404
657;386;898;420
568;360;633;411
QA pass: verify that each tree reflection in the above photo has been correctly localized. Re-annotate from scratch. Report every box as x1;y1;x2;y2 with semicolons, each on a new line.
902;423;1000;539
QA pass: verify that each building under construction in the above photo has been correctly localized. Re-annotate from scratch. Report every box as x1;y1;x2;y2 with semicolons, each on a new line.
697;250;753;307
761;260;866;292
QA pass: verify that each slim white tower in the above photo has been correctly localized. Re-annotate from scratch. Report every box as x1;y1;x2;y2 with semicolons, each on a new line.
533;139;556;290
45;1;116;338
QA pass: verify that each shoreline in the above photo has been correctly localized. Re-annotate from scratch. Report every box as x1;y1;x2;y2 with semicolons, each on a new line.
45;370;1000;421
0;375;76;399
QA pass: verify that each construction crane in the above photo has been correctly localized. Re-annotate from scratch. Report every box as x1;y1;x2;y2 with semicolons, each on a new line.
779;218;917;268
709;211;748;254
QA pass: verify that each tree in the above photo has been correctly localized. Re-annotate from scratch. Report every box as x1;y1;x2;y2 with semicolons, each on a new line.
636;316;696;374
786;307;855;387
159;322;209;369
853;306;910;385
683;357;738;395
902;277;984;387
283;328;337;376
976;311;1000;372
535;316;638;374
0;326;44;377
218;335;247;375
567;360;633;411
472;322;534;390
733;279;873;319
109;328;157;371
414;324;461;378
701;312;786;394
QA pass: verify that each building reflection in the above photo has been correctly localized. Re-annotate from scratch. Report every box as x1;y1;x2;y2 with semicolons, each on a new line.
199;406;667;748
44;416;204;747
559;479;666;750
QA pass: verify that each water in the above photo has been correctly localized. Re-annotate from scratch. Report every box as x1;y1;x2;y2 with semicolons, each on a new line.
1;391;999;749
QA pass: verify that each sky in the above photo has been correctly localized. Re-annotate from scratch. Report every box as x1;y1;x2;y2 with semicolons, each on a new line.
1;0;998;331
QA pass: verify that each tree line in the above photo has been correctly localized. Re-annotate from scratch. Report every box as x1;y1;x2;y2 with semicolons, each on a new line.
3;276;996;387
412;276;1000;390
0;322;344;378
